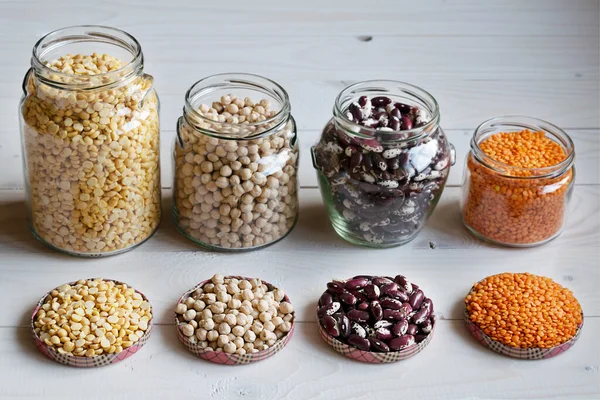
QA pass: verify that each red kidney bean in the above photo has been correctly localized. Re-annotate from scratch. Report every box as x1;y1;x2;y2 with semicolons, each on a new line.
370;301;383;322
371;96;392;107
395;102;411;113
345;277;370;291
420;317;433;334
380;298;404;310
368;337;390;352
388;334;415;351
322;315;341;337
406;324;419;336
375;327;393;341
348;309;370;323
411;283;420;292
358;95;369;107
421;298;433;313
401;115;413;130
336;314;351;338
394;275;413;294
392;319;409;337
318;302;341;318
383;309;405;321
414;334;428;344
348;334;371;351
351;291;368;303
364;284;380;300
351;322;367;338
386;290;410;303
372;277;393;287
390;116;400;131
339;291;357;305
408;289;424;309
374;320;393;329
380;282;399;296
373;153;387;171
399;303;413;318
352;275;374;280
348;103;363;121
327;281;346;295
349;152;363;172
357;301;369;311
390;107;401;120
411;305;431;325
319;292;333;307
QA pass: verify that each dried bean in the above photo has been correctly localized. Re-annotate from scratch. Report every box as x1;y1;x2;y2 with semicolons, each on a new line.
380;298;404;310
319;292;333;307
420;317;433;334
368;337;390;352
372;277;394;286
371;96;392;107
318;302;340;318
388;334;415;351
357;301;370;311
351;322;367;338
380;282;399;296
386;290;410;303
348;334;370;351
392;319;409;337
327;281;346;294
394;275;413;294
364;284;380;300
374;320;393;329
406;324;419;336
336;314;351;338
339;291;357;305
411;306;431;325
383;309;405;321
408;290;424;309
370;301;383;322
322;315;341;337
414;334;428;343
375;327;393;341
348;309;370;323
345;277;370;291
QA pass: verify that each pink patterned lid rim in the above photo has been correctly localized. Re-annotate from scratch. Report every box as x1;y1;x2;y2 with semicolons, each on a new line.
31;278;153;368
464;279;583;360
175;276;295;365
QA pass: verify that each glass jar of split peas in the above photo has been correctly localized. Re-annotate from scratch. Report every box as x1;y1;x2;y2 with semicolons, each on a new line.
461;116;575;247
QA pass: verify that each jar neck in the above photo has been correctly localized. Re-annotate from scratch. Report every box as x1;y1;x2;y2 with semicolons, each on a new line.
182;73;291;140
30;25;143;91
470;116;575;178
332;80;440;143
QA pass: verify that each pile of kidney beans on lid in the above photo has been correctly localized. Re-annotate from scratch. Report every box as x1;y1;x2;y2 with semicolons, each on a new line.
318;275;435;352
314;95;452;245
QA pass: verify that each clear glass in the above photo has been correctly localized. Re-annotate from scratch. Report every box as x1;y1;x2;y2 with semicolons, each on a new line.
19;26;161;257
312;80;455;247
461;116;575;247
173;73;299;251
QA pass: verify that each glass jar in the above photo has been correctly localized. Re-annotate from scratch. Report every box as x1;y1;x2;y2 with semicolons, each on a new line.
173;73;299;251
19;26;161;257
312;80;455;247
461;116;575;247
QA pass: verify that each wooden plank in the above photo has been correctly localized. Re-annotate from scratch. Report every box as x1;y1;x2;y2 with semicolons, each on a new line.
1;320;598;399
0;186;597;327
0;129;598;189
0;0;597;37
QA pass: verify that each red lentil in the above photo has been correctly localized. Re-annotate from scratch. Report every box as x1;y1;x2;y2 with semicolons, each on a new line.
465;273;582;348
462;129;573;245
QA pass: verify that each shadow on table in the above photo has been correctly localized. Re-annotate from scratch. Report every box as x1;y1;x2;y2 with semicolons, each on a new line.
0;199;51;254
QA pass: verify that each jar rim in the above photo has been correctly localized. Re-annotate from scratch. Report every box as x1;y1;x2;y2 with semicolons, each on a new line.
470;115;575;179
333;80;440;141
183;72;291;140
31;25;143;90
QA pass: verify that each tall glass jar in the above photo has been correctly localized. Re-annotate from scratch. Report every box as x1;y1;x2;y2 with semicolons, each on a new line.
461;116;575;247
173;73;299;251
312;80;455;247
19;26;161;257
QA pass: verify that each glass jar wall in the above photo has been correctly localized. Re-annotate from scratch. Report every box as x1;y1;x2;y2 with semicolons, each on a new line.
173;73;299;251
19;25;161;257
461;116;575;247
312;80;455;248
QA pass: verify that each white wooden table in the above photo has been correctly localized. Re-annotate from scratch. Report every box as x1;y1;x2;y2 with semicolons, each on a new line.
0;1;599;399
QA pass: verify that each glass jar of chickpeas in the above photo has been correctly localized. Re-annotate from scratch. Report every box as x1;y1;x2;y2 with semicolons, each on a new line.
461;116;575;247
173;73;299;251
19;26;161;257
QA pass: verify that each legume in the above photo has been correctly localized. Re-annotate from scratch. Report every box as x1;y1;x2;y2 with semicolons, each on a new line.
174;94;298;250
318;275;434;352
465;273;582;348
21;53;161;255
175;275;294;354
462;128;573;245
33;278;152;357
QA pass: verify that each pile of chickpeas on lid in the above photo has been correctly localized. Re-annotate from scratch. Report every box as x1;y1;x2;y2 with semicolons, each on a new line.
176;274;294;354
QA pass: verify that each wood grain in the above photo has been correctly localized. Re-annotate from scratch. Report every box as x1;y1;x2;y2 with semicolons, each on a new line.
0;186;597;327
2;320;598;399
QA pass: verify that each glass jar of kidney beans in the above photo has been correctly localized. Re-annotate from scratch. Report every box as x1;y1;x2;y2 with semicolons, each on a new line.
311;80;455;247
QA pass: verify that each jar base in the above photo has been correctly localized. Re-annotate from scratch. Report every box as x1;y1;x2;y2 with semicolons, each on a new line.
462;218;563;248
28;223;160;258
172;209;298;252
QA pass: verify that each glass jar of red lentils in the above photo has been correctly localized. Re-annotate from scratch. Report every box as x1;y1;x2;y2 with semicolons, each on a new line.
461;116;575;247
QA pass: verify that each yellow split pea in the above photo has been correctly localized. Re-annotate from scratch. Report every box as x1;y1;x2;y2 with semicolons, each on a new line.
33;278;152;357
21;53;160;255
